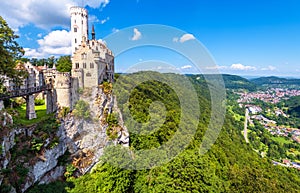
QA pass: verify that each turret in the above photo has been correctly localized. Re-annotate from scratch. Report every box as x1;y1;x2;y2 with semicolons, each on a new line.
70;6;88;55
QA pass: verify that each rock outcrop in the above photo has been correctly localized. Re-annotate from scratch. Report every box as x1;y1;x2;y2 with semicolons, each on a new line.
0;87;129;192
63;87;129;174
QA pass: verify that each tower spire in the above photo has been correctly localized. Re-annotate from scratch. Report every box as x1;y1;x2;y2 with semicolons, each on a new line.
92;24;96;40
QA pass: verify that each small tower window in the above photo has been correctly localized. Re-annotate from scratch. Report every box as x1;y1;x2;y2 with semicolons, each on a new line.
75;63;79;69
74;28;77;32
90;63;94;69
75;19;76;23
75;38;77;43
81;53;87;60
83;63;86;68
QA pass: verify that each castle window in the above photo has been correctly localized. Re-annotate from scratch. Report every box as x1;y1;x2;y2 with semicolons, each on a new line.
75;38;77;43
75;19;76;23
81;53;87;60
74;27;77;32
75;63;79;69
86;72;91;77
90;63;94;69
83;63;87;68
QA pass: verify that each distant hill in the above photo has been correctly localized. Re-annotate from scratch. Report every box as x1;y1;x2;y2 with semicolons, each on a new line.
222;74;257;91
188;74;257;91
251;76;300;87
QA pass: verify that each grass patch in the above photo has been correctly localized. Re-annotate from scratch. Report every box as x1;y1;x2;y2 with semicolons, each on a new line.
8;103;54;126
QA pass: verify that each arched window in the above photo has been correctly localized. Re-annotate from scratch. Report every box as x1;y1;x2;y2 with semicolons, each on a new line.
90;63;94;69
74;28;77;32
75;63;79;69
83;63;86;68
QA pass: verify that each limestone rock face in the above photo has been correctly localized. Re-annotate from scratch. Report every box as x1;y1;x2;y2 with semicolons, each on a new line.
62;87;129;174
21;122;68;192
0;112;14;170
38;166;65;185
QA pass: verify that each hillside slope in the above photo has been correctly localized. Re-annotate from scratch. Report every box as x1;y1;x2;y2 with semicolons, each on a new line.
28;73;300;193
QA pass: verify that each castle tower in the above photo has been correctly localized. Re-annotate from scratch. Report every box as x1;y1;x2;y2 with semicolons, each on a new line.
55;72;72;108
70;6;88;55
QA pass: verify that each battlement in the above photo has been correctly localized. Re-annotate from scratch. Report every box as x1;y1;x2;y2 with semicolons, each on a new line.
70;6;88;16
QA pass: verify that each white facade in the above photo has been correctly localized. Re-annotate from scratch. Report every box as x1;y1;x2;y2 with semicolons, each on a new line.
71;39;114;88
70;6;88;55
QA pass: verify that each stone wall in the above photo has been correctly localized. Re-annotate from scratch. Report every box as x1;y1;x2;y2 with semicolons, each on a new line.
55;72;72;108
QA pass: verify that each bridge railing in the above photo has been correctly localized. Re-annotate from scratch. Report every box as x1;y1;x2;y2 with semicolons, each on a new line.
0;84;52;100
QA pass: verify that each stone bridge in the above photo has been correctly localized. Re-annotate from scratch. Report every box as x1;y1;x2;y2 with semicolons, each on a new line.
0;84;56;120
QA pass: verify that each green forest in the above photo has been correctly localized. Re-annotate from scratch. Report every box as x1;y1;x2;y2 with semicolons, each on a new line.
27;73;300;193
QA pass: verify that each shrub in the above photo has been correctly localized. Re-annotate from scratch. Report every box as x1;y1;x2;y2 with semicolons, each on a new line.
106;113;119;126
64;164;77;178
101;82;113;94
58;107;70;119
77;88;83;94
31;137;44;152
73;100;90;120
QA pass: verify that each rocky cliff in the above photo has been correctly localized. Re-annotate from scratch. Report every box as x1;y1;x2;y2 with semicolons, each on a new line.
0;86;129;192
63;86;129;174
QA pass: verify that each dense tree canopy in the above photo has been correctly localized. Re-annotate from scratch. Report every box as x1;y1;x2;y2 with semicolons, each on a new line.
57;55;72;72
0;16;24;88
27;73;300;193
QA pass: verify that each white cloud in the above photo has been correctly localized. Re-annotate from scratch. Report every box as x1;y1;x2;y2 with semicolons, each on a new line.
230;63;257;71
205;65;228;70
83;0;110;9
38;30;71;47
181;65;192;69
173;37;179;42
100;17;110;24
24;30;71;58
174;33;196;43
112;28;120;33
0;0;110;29
131;28;142;41
261;65;277;71
89;15;100;23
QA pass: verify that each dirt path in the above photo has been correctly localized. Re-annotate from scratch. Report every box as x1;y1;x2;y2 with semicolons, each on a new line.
244;108;249;143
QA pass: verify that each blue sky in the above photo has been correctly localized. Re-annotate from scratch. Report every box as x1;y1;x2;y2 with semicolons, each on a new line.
1;0;300;77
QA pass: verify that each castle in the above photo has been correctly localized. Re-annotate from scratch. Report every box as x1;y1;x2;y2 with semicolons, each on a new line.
55;6;115;109
3;6;114;114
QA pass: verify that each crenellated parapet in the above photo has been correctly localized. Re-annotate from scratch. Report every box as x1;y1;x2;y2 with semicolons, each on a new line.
70;6;88;17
